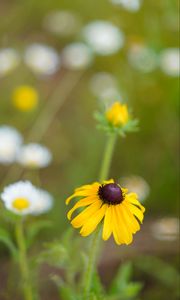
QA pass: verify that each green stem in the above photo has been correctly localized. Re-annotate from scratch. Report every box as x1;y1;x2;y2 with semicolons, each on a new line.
83;133;117;299
99;134;117;182
15;219;33;300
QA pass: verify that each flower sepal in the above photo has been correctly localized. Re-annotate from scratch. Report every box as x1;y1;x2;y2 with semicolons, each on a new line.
95;110;139;137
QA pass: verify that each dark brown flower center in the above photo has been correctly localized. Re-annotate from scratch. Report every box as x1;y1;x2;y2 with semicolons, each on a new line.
98;183;124;205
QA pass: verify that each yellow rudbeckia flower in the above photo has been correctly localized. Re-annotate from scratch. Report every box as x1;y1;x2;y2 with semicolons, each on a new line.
106;102;129;126
12;85;38;111
66;179;145;245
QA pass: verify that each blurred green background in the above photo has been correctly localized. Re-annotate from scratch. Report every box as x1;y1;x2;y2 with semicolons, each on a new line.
0;0;179;299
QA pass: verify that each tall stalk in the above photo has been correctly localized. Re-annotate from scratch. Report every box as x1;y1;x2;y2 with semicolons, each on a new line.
15;219;33;300
83;133;117;299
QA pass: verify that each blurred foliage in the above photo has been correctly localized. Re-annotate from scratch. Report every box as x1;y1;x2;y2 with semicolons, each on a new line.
0;0;179;219
37;230;142;299
134;256;180;300
0;0;179;299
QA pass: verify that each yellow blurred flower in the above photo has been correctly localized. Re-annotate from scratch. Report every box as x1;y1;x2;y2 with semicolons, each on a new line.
106;102;129;126
66;179;145;245
12;85;38;111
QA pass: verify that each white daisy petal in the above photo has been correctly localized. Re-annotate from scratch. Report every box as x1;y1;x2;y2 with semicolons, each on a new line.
24;43;60;76
120;175;150;202
110;0;142;12
62;42;93;70
0;125;23;164
159;48;180;77
151;218;179;241
17;143;52;169
0;48;20;77
82;21;124;56
89;72;122;102
43;10;81;36
128;43;158;73
31;189;53;215
1;181;53;216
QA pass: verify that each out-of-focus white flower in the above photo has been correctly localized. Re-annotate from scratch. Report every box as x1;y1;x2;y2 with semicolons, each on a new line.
89;72;122;102
62;42;93;70
31;189;53;215
24;43;60;76
1;181;53;216
110;0;142;12
151;217;179;241
0;48;20;77
43;10;80;36
82;21;124;55
1;181;39;215
17;143;52;168
120;175;150;202
127;43;158;73
0;126;23;165
159;48;180;77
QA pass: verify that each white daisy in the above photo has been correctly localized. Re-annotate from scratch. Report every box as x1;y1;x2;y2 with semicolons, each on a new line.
159;48;180;77
127;43;158;73
24;43;60;76
43;10;81;36
31;189;53;215
1;181;39;215
82;21;124;55
0;125;23;164
0;48;20;77
62;42;93;70
110;0;142;12
1;181;53;216
17;143;52;168
120;175;150;202
151;218;179;241
89;72;122;102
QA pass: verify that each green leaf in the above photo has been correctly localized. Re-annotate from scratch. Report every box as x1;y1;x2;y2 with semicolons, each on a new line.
109;262;133;294
0;228;18;259
91;271;105;296
108;262;142;299
0;208;22;223
59;284;78;300
51;276;78;300
123;282;143;298
84;292;105;300
37;241;68;267
26;220;52;247
104;296;121;300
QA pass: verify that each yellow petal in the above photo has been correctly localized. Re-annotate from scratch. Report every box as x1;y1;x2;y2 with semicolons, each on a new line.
115;205;133;245
118;205;134;240
112;206;124;245
126;194;145;212
125;201;144;223
102;179;114;185
66;191;92;205
80;204;107;236
75;182;99;193
66;183;100;205
67;196;97;220
121;187;128;194
106;102;129;126
102;206;113;241
71;200;102;228
121;202;140;233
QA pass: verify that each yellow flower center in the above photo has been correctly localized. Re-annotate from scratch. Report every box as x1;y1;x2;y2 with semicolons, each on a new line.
12;197;30;211
106;102;129;126
12;86;38;111
26;159;39;168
